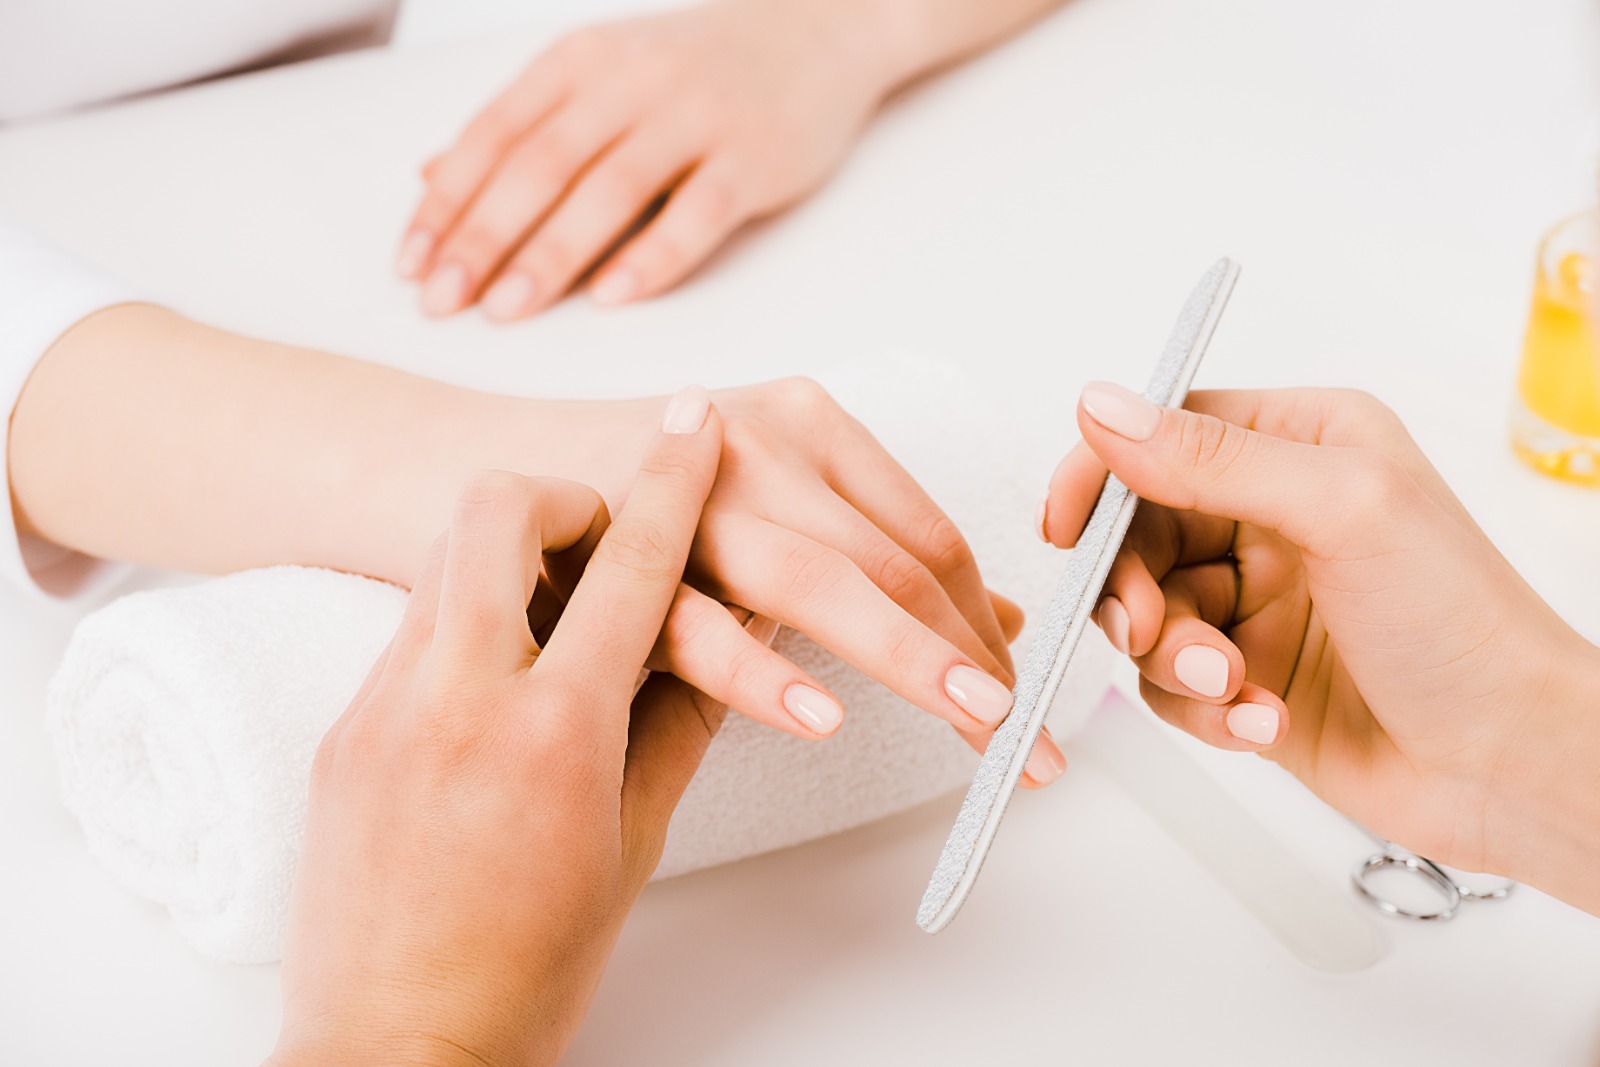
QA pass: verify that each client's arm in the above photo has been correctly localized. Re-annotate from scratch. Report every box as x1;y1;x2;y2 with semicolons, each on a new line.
398;0;1071;319
9;305;1062;776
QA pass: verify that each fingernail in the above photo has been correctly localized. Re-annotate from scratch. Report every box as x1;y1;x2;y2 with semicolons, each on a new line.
783;683;844;735
1174;644;1230;698
1034;497;1050;543
483;272;536;321
944;664;1013;726
1081;381;1162;441
421;263;468;317
1098;597;1131;655
1226;702;1279;746
396;231;434;279
743;613;781;648
1024;731;1067;785
592;268;640;306
661;385;710;434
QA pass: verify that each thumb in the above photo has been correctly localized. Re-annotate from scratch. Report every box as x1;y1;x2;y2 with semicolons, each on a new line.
1075;381;1409;558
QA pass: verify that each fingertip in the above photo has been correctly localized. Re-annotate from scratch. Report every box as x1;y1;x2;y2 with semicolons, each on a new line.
591;266;642;307
1021;728;1067;788
396;230;435;280
1042;443;1107;549
1224;689;1286;748
781;683;845;738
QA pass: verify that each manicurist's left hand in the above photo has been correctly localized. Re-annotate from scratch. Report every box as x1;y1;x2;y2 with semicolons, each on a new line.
267;390;726;1067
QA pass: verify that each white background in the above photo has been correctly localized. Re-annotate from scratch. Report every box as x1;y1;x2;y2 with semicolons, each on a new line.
3;0;1600;1064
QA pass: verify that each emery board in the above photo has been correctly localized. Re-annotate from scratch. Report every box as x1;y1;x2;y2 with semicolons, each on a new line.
916;258;1240;934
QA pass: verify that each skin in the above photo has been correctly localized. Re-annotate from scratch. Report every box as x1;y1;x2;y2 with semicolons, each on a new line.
268;394;730;1066
398;0;1071;318
8;305;1064;776
1043;383;1600;915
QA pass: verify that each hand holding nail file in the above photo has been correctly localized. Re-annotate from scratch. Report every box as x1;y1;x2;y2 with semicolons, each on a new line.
916;259;1239;933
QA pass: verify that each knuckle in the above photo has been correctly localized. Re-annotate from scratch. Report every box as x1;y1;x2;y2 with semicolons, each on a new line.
1340;450;1415;522
911;511;974;580
883;620;931;672
1173;415;1250;504
685;172;739;227
764;376;839;422
523;234;577;280
871;547;938;609
454;470;534;527
779;541;845;605
593;163;657;214
595;518;683;581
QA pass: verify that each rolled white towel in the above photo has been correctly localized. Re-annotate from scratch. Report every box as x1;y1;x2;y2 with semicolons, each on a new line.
48;357;1112;962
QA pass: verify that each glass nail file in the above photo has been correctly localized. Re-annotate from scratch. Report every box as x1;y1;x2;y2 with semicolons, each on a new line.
916;258;1240;934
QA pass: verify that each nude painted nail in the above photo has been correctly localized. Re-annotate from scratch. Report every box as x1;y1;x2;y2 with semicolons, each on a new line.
944;664;1013;726
661;385;710;434
1034;497;1050;543
1174;644;1230;698
396;231;434;279
421;263;468;317
483;272;536;321
1080;381;1162;441
743;613;781;648
592;268;640;306
783;683;843;735
1226;702;1279;745
1024;731;1067;784
1098;597;1131;655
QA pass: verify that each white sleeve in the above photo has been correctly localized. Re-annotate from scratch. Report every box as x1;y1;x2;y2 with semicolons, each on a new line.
0;214;139;601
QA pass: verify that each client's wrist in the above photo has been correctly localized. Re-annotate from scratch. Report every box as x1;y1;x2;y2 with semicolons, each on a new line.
1485;629;1600;914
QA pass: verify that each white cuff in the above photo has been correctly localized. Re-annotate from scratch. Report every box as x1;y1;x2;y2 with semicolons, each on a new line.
0;215;139;601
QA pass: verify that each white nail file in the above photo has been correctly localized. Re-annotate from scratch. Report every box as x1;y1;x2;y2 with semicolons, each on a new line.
1078;689;1384;972
916;259;1240;934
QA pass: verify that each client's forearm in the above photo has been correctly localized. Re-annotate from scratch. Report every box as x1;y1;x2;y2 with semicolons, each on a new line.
7;305;636;587
850;0;1071;92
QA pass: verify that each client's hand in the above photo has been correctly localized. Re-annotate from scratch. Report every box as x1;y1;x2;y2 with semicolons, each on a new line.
526;380;1063;785
1042;384;1600;912
268;390;726;1066
397;0;894;318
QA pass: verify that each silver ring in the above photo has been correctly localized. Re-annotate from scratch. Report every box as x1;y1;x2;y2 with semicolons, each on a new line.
1352;851;1461;921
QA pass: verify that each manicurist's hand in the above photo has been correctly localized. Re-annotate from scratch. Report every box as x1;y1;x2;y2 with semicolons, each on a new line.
397;0;895;319
1042;384;1600;913
267;390;729;1067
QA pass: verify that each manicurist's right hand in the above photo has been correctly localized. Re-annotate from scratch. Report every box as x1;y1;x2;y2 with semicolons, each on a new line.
1043;384;1600;909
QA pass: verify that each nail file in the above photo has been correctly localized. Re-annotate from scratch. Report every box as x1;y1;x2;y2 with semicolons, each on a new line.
916;258;1240;934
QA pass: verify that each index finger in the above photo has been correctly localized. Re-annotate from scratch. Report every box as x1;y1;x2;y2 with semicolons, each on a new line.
536;387;721;700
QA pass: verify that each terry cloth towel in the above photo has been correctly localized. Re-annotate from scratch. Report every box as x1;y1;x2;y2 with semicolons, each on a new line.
47;357;1113;962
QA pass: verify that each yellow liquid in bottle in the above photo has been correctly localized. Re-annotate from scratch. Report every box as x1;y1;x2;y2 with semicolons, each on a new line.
1512;247;1600;484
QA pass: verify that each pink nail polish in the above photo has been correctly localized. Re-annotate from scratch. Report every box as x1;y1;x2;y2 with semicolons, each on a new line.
1080;381;1162;441
1226;702;1279;745
592;269;640;306
661;385;710;434
1174;644;1230;698
1034;497;1050;543
396;231;434;279
1024;732;1067;784
421;263;468;317
483;272;536;321
783;684;844;735
1098;597;1131;655
944;664;1013;726
743;613;781;648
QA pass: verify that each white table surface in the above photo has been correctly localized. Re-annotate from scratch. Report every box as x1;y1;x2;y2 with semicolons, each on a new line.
4;0;1600;1063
